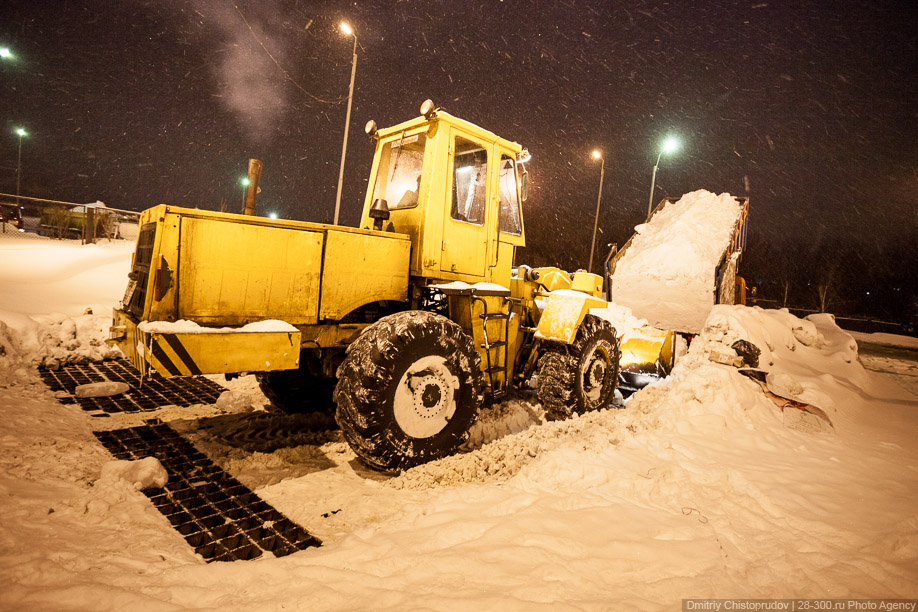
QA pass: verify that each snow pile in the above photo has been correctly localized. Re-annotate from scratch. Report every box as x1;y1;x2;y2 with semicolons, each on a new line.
683;307;862;419
0;237;132;385
0;238;133;316
0;311;123;386
610;189;745;332
589;300;656;343
99;457;169;490
462;398;542;449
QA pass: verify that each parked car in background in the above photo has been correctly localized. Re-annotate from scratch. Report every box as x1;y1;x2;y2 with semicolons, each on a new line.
0;202;25;231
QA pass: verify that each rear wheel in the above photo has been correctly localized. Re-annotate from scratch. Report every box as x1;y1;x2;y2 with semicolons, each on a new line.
334;310;484;472
537;314;621;420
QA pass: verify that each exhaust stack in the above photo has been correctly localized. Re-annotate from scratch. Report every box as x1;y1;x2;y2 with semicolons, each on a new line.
242;158;263;216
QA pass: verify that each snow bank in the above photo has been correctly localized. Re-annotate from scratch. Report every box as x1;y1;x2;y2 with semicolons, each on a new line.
610;189;744;332
0;238;132;385
0;237;133;316
0;310;123;386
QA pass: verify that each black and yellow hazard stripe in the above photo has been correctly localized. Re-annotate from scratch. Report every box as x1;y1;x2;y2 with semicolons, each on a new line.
149;334;203;377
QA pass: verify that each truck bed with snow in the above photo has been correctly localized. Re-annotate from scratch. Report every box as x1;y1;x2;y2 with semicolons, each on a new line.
607;190;749;334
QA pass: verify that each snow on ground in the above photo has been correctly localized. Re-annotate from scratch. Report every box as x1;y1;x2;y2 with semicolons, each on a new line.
1;236;917;611
610;189;744;333
849;330;918;350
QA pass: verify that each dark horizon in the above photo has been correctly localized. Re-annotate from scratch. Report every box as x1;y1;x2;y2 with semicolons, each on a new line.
2;0;915;325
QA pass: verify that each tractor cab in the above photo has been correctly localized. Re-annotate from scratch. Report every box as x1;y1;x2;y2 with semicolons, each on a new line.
358;100;528;288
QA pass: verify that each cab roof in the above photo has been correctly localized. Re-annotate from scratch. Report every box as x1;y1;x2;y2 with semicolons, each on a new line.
376;109;524;155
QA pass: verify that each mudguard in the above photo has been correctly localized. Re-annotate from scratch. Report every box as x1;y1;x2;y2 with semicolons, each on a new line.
534;290;607;344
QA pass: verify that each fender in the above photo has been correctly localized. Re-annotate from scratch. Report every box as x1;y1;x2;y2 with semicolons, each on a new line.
534;289;607;344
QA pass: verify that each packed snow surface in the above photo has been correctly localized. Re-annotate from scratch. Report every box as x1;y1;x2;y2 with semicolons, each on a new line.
1;235;917;611
611;189;745;332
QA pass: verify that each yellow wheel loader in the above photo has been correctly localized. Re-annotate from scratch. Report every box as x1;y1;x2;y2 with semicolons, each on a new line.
110;100;623;472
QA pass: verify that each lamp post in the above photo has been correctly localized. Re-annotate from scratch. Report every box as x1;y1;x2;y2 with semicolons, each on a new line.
646;136;680;220
15;127;27;204
588;150;605;274
333;22;358;226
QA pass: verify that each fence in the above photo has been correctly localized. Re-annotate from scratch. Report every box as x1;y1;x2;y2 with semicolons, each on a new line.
0;193;141;243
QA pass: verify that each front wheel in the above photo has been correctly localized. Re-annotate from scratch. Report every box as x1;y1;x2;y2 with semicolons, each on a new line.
334;311;484;472
537;314;621;420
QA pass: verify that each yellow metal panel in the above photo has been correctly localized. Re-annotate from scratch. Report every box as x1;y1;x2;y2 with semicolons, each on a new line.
534;267;573;292
535;292;607;344
179;217;323;325
147;213;181;321
620;331;675;370
319;230;410;320
141;330;301;377
571;272;603;298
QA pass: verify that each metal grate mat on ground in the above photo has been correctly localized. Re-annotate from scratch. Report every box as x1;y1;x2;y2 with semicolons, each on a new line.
94;422;321;562
41;359;225;414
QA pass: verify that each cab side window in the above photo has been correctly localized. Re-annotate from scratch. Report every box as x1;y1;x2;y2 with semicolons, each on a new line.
498;155;522;236
451;136;487;225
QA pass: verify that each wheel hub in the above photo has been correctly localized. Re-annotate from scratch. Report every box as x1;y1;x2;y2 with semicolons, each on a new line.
421;384;442;408
393;355;460;439
581;341;612;405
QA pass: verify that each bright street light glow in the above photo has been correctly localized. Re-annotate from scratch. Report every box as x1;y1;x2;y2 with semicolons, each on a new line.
268;212;279;220
661;136;680;155
592;150;602;160
334;19;358;225
241;177;250;186
15;128;27;137
0;47;11;59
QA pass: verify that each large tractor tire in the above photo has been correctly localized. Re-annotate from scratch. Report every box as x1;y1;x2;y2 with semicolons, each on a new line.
334;310;484;473
256;352;336;414
537;314;621;421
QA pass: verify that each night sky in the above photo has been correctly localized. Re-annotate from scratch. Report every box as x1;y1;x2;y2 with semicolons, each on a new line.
1;1;916;323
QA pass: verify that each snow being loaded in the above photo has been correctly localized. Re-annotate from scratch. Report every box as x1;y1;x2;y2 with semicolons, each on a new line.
610;189;746;333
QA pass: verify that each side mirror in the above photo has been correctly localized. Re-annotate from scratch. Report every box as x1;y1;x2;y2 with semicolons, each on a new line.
520;169;529;202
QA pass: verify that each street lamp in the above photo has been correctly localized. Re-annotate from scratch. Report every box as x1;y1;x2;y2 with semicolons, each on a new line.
588;150;605;274
646;135;680;220
15;127;27;203
0;47;12;59
333;21;358;226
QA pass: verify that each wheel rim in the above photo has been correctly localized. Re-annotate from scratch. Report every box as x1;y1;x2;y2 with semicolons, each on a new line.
393;355;460;439
580;340;613;406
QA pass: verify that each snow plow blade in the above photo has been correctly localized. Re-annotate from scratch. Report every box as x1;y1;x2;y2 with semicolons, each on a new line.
617;328;677;392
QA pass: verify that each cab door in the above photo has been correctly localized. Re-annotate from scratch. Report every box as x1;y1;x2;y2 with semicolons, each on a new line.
440;130;491;278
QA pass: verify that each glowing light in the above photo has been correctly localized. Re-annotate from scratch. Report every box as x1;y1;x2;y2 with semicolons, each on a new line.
661;136;680;155
0;48;11;59
592;150;602;160
15;127;27;137
241;177;250;186
340;22;353;36
268;212;279;220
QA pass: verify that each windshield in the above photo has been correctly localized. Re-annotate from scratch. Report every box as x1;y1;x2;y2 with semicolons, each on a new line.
371;132;427;210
